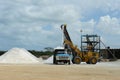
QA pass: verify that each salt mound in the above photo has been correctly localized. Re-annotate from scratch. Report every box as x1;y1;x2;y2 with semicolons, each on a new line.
0;48;40;63
44;55;53;64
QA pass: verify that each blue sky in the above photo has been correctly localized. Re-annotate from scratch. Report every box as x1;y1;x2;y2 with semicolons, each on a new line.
0;0;120;50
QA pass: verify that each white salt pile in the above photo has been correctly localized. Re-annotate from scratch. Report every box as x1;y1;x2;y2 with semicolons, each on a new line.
44;55;53;64
0;48;40;63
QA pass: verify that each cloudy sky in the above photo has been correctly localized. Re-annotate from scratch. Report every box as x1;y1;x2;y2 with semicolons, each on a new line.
0;0;120;50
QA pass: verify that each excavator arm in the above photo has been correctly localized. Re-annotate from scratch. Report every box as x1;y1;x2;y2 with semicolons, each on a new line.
61;24;83;64
61;24;72;42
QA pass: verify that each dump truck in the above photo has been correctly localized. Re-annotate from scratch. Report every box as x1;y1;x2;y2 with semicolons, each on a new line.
61;24;100;64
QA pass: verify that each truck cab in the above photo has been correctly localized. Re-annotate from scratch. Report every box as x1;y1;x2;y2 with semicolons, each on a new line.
53;49;71;65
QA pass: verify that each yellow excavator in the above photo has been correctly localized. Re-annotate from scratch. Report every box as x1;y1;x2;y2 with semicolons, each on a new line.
61;24;100;64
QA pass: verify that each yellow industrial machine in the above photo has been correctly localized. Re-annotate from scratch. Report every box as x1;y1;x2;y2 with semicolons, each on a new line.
61;24;100;64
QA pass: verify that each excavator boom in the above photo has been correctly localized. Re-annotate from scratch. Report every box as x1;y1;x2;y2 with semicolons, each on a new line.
61;24;72;42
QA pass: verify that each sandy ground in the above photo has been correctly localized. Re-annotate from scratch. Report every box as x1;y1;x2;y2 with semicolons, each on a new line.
0;61;119;80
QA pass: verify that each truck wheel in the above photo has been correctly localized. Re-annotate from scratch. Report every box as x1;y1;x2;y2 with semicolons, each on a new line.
56;61;58;64
74;56;82;64
53;55;56;64
53;57;57;64
64;61;67;64
53;60;57;64
89;57;97;64
68;61;71;65
54;61;57;64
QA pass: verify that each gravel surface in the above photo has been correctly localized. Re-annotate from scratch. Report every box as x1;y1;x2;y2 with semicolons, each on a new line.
0;60;119;80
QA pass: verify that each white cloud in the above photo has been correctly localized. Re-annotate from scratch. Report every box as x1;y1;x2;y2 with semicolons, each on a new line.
80;0;120;12
97;15;120;34
25;4;80;24
81;19;96;34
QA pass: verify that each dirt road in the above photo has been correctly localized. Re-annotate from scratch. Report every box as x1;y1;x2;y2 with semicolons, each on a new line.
0;61;119;80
